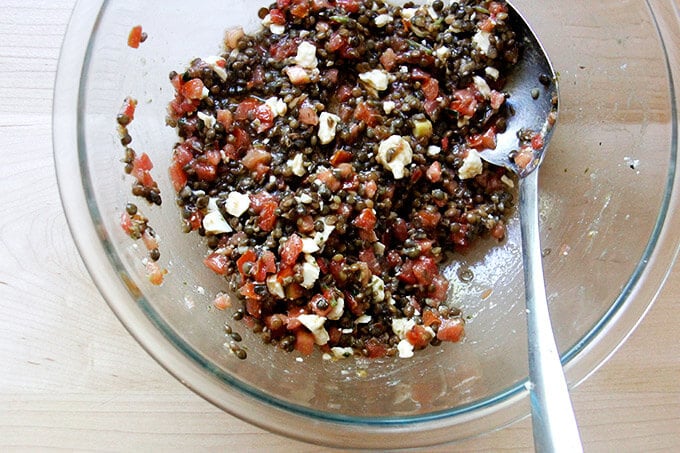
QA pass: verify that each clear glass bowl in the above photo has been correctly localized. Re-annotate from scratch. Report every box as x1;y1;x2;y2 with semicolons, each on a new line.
54;0;680;449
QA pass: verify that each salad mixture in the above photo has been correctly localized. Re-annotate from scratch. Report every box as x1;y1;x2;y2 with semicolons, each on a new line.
164;0;521;359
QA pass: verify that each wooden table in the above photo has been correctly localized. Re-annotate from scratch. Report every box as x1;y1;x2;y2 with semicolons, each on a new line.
1;1;679;451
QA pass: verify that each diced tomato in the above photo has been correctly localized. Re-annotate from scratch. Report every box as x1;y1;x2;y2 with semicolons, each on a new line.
479;17;495;32
213;293;232;310
127;25;143;49
327;32;348;53
294;328;316;355
120;212;133;236
270;36;299;61
335;85;353;103
193;161;217;182
468;126;497;150
242;148;271;178
531;133;544;150
132;153;155;188
204;252;229;275
119;97;137;122
247;66;265;90
315;169;341;192
364;338;388;358
146;261;166;286
353;208;377;231
412;255;438;286
422;309;441;328
450;88;478;117
514;147;534;170
311;0;330;10
298;102;319;126
490;90;505;110
353;102;381;127
324;68;339;84
188;210;203;231
359;248;381;275
255;104;275;133
216;109;234;131
181;78;205;100
437;318;465;342
397;260;417;284
363;180;378;199
245;294;262;317
380;48;397;71
277;0;291;8
237;248;257;276
336;0;360;13
258;199;278;231
330;150;352;167
253;250;277;282
417;209;441;229
281;233;303;267
290;0;311;18
428;273;449;302
490;221;506;241
269;8;287;25
204;150;221;166
422;78;439;101
426;161;442;183
489;1;507;16
173;143;194;166
235;98;260;121
407;325;433;349
390;217;409;242
386;250;402;268
232;127;251;152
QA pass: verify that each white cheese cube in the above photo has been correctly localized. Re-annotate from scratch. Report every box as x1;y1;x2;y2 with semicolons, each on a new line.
287;153;306;176
377;135;413;179
374;14;392;27
297;314;329;345
359;69;390;92
401;8;418;20
369;275;385;302
301;254;320;289
301;237;320;254
397;339;415;358
331;347;354;359
317;112;340;145
202;211;232;234
225;192;250;217
382;100;396;114
197;111;216;129
327;296;344;320
472;30;492;55
458;148;484;179
294;41;318;69
473;75;491;99
265;97;288;117
427;145;441;156
392;318;416;340
266;275;285;299
485;66;500;80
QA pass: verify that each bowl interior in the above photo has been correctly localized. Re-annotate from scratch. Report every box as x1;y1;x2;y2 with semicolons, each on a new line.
61;0;678;446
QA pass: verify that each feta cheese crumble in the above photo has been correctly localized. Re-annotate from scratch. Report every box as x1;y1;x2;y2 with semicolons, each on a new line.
377;135;413;179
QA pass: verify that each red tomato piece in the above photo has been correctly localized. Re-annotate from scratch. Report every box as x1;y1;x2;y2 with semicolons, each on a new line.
254;250;277;282
315;169;341;192
298;102;319;125
204;252;229;275
365;338;388;358
490;90;505;110
192;161;217;182
290;0;311;18
422;309;441;327
242;148;272;172
237;249;258;277
417;209;441;229
412;255;438;286
406;325;433;349
119;97;137;122
531;133;544;150
120;212;133;236
380;48;397;71
437;318;465;342
295;329;316;355
330;150;353;167
232;127;251;152
426;161;442;183
258;199;278;232
255;104;275;133
216;109;233;131
450;88;478;117
428;273;449;302
281;233;303;267
353;102;381;127
422;78;439;101
353;208;377;231
127;25;143;49
235;98;260;121
132;153;155;188
336;0;360;13
181;78;205;100
269;8;287;25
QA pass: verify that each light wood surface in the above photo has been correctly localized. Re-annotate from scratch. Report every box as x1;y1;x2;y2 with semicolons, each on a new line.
1;2;679;451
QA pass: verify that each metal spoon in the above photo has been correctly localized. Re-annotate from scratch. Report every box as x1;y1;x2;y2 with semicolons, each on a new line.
478;4;583;452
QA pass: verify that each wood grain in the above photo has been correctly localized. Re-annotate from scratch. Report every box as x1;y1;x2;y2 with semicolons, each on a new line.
0;1;678;451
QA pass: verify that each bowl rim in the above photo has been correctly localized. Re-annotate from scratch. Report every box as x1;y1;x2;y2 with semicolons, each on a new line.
53;0;680;448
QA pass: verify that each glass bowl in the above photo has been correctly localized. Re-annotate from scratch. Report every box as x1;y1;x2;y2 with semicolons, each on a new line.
54;0;680;449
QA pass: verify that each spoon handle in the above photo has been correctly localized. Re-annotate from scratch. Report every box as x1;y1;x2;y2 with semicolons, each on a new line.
519;170;583;453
